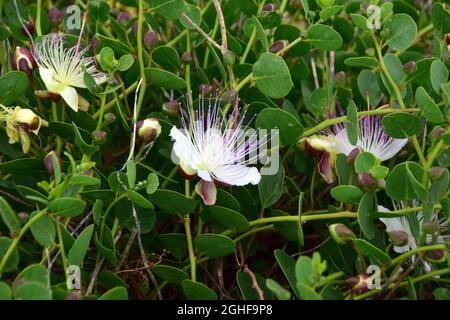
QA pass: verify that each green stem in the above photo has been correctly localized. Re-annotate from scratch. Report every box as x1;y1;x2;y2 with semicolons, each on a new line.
184;180;196;281
56;220;69;285
302;108;420;137
233;225;274;243
185;33;193;106
92;81;138;118
235;73;253;92
0;209;47;277
36;0;42;36
390;244;447;267
96;93;107;130
136;0;147;117
240;27;257;65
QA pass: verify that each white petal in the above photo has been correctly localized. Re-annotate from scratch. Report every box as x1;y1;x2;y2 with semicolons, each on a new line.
213;164;261;186
170;126;197;175
39;67;60;92
58;86;79;112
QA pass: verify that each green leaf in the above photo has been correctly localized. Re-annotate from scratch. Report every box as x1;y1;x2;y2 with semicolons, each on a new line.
429;169;449;202
73;123;98;156
118;54;134;72
256;108;303;145
386;162;425;201
252;52;293;98
306;24;343;51
274;249;300;298
430;59;449;94
432;3;450;34
179;4;201;29
94;227;116;265
98;270;129;289
0;71;28;105
144;68;186;90
266;278;291;300
99;47;115;70
406;165;428;201
330;185;362;203
354;152;376;174
0;282;11;300
415;87;444;124
126;160;136;189
181;279;218;300
29;211;55;247
247;16;269;51
153;46;181;72
236;270;272;300
0;196;20;235
357;70;382;106
346;100;358;146
68;224;94;266
319;5;343;22
370;165;389;179
203;206;249;232
0;237;18;272
383;14;417;51
158;233;187;260
350;14;369;31
344;57;378;69
357;192;376;240
259;162;285;208
151;0;185;20
194;234;236;258
70;175;101;186
14;282;51;300
148;190;197;215
381;113;421;138
352;239;391;265
153;265;188;284
99;286;128;300
14;264;49;289
146;173;159;194
48;198;86;217
127;190;154;209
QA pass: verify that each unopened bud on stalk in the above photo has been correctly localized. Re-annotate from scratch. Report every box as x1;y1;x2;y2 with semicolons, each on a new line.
365;48;375;57
181;52;193;64
290;0;301;10
12;47;36;78
92;130;107;144
137;118;161;142
422;221;439;234
357;173;377;190
263;3;275;12
329;223;355;245
425;249;447;263
270;40;288;56
403;61;416;73
104;113;116;124
44;151;63;176
162;100;180;116
223;50;236;66
347;148;360;164
48;8;63;26
17;212;28;221
345;274;369;294
144;31;158;49
387;230;409;247
117;11;131;24
22;20;35;37
428;166;445;181
132;21;138;37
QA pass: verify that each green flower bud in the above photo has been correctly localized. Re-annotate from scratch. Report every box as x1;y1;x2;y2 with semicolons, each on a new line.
104;113;116;124
387;230;409;247
138;118;162;142
329;223;355;245
91;130;107;144
223;50;236;66
428;167;445;181
162;100;180;116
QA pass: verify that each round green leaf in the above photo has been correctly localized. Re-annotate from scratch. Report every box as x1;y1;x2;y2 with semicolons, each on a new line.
383;14;417;51
0;71;29;105
181;279;218;300
386;162;425;201
330;185;363;203
252;52;293;98
0;237;19;272
202;206;249;232
48;198;86;217
99;286;128;300
306;24;343;51
144;68;186;90
14;282;51;300
256;108;303;145
194;234;236;258
381;113;421;138
153;265;188;284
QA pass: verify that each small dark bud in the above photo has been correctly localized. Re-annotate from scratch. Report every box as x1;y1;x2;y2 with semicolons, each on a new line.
263;3;275;12
104;113;116;124
91;130;107;144
346;274;369;294
22;20;35;37
425;249;447;263
347;147;360;164
357;173;377;190
403;61;416;73
290;0;301;10
428;166;445;181
137;118;161;142
422;221;439;234
387;230;409;247
269;40;287;54
162;100;180;116
329;223;355;245
44;151;62;176
432;127;445;140
132;21;138;37
17;212;28;221
181;52;193;64
117;11;131;24
48;8;63;26
144;31;158;49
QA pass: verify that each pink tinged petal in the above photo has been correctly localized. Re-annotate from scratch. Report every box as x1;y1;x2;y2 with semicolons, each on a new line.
195;180;217;206
318;152;336;184
58;86;79;112
213;164;261;186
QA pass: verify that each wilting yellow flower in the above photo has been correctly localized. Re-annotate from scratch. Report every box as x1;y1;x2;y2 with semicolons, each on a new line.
32;33;108;112
0;105;48;153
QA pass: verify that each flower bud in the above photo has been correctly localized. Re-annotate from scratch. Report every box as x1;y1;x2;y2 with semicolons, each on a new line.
138;118;161;142
144;31;158;49
387;230;409;247
48;8;63;26
432;127;445;140
425;249;447;263
334;71;346;87
22;20;35;37
345;274;369;294
44;151;63;176
365;48;375;57
290;0;301;10
263;3;275;12
270;40;289;58
104;112;116;124
34;90;61;102
117;11;131;25
329;223;355;245
357;173;377;190
223;50;235;66
347;147;360;164
428;166;445;181
422;221;439;234
162;100;180;116
91;130;107;144
403;61;416;73
132;21;138;37
181;52;193;64
12;47;36;78
17;212;28;221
